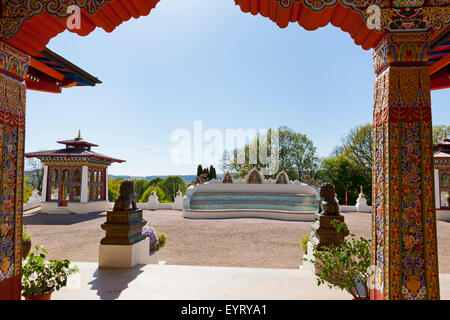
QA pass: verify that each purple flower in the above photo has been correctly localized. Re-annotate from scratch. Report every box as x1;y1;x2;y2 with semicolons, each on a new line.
142;226;159;251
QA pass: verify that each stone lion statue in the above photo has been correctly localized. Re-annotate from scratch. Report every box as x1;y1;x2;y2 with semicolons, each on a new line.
113;180;137;211
318;182;339;216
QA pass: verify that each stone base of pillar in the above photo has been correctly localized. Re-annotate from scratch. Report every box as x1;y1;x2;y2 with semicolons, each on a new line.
301;240;321;276
99;238;149;269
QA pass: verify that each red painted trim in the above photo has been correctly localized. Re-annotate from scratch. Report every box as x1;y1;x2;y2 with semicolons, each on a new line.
0;275;22;300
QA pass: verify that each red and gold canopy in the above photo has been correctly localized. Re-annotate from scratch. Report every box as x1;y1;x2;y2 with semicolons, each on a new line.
0;0;449;90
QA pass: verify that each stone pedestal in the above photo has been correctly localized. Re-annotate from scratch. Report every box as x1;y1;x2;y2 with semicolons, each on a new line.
99;209;148;268
99;238;149;268
303;213;348;275
310;213;348;251
100;209;146;245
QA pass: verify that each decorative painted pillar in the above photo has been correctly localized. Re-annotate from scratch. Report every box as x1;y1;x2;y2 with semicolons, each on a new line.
80;165;89;203
41;165;48;202
371;31;440;300
0;42;28;300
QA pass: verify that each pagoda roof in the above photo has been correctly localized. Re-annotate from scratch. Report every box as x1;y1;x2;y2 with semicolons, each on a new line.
57;137;99;148
433;136;450;158
25;148;125;163
25;131;125;163
434;151;450;159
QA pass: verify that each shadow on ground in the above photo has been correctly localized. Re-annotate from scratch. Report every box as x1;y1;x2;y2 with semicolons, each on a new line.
88;265;146;300
24;212;106;226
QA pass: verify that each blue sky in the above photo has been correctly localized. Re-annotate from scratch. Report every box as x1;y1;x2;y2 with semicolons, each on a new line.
26;0;450;176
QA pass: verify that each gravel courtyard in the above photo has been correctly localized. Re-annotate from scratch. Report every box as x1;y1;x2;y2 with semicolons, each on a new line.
23;210;450;272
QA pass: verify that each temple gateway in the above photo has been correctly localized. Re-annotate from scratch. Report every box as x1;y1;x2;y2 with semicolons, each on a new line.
25;132;124;214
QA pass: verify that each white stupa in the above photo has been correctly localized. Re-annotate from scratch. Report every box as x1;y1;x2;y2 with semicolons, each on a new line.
355;185;370;212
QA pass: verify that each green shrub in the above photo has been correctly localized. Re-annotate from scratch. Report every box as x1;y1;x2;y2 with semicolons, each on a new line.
300;233;310;254
22;245;78;296
139;185;166;203
304;220;372;300
157;231;167;249
22;227;31;242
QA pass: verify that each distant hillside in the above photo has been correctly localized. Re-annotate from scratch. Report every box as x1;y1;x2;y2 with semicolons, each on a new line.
108;174;222;183
24;170;222;184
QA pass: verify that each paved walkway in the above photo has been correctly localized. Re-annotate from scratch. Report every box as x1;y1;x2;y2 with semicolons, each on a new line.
52;262;353;300
51;262;450;300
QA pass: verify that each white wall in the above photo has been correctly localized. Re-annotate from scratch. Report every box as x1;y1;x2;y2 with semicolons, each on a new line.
41;165;48;201
81;166;88;203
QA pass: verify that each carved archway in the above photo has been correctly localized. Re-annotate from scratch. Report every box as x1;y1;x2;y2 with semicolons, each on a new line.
246;168;264;184
275;171;289;184
222;172;233;183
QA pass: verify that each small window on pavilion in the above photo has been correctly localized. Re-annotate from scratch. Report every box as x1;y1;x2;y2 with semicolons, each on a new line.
98;186;102;200
50;185;58;200
73;169;81;183
63;169;69;182
88;170;92;182
51;169;58;183
443;174;449;188
98;171;102;183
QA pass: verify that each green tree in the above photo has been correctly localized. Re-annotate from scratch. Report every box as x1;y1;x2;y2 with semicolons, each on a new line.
132;179;151;202
222;126;319;181
340;123;372;176
148;177;164;187
433;125;450;144
196;165;203;177
139;185;166;203
209;165;217;179
23;176;34;203
320;155;371;205
159;176;187;202
108;177;125;202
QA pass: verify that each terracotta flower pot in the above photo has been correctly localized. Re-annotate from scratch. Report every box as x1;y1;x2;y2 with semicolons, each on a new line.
23;290;53;300
22;240;31;258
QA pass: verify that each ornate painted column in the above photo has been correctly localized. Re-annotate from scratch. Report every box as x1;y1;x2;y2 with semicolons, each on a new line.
371;31;440;300
0;42;28;299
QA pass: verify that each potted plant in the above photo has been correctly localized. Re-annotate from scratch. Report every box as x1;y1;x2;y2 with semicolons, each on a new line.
22;227;32;258
304;220;373;300
21;245;79;300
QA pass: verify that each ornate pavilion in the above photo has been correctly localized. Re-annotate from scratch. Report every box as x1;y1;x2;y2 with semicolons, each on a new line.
25;132;124;214
434;134;450;219
0;0;449;300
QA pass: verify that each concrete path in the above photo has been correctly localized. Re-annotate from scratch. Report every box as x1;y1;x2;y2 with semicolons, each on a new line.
51;263;450;300
52;262;353;300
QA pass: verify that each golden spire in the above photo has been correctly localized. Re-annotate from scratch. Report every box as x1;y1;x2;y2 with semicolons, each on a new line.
77;130;81;139
444;131;447;140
